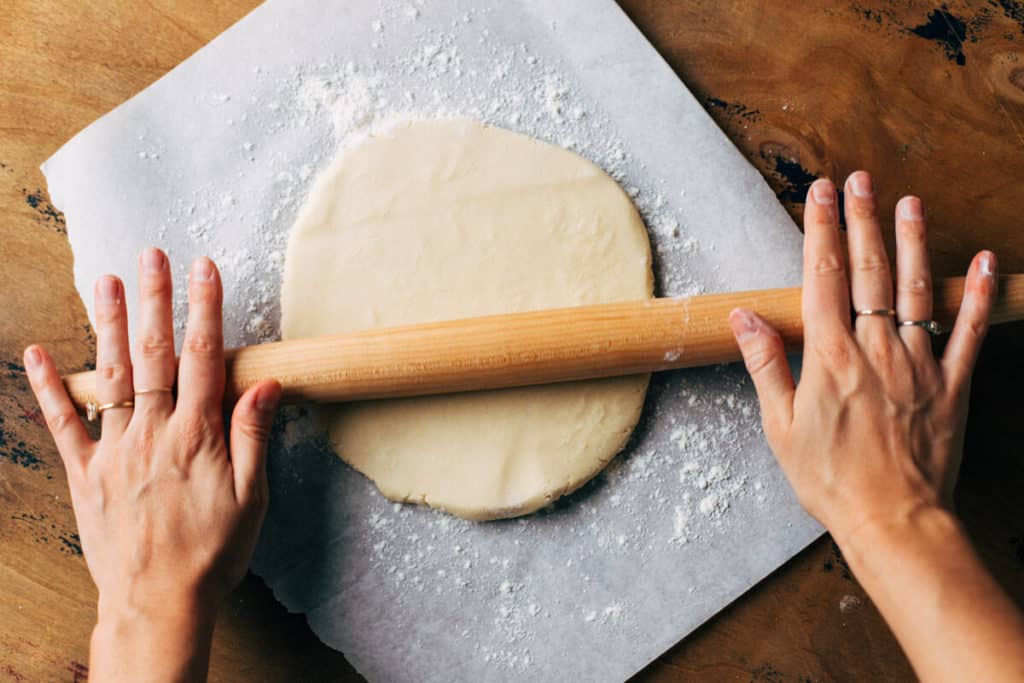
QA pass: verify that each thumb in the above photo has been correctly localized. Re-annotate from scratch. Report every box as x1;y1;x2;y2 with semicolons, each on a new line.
230;379;282;506
941;250;997;396
728;308;795;439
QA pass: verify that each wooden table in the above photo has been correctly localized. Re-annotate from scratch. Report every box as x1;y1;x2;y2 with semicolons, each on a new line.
1;1;1022;680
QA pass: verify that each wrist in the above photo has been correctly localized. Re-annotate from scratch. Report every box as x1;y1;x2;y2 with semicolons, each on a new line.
95;593;217;636
91;592;218;682
835;501;962;575
827;500;1024;682
96;583;219;624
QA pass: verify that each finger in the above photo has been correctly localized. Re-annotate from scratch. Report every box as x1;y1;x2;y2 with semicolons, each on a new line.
802;178;851;340
177;257;225;416
942;251;997;394
94;275;134;436
894;196;934;358
729;308;795;439
845;172;895;342
24;345;94;472
229;379;281;505
133;248;176;418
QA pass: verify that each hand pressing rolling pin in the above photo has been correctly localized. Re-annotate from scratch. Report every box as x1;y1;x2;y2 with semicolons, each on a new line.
22;171;1024;681
728;173;1024;681
24;250;282;681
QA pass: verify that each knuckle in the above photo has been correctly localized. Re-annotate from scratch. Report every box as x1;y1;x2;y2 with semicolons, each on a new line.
237;416;272;444
47;409;77;435
965;317;988;340
184;332;220;357
178;414;214;450
867;339;898;372
99;362;130;383
853;253;889;275
899;275;931;297
743;344;780;377
813;334;852;368
136;422;156;449
138;333;174;358
811;253;844;277
917;360;942;387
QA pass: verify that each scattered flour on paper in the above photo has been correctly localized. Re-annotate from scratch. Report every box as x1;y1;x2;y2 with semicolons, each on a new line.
270;362;774;671
144;0;776;672
147;1;705;350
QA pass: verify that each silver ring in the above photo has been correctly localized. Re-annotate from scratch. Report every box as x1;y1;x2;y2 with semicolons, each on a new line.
855;308;896;318
898;319;944;335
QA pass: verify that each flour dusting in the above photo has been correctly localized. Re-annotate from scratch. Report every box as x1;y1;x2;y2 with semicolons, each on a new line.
139;0;779;675
149;2;704;353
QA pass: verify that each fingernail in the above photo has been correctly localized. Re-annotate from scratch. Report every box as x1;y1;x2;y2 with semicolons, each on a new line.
898;196;923;221
847;171;873;198
142;247;165;273
980;251;996;277
256;378;284;411
810;179;835;205
191;257;214;282
257;383;281;413
97;276;120;304
256;392;274;413
730;308;760;342
24;346;42;369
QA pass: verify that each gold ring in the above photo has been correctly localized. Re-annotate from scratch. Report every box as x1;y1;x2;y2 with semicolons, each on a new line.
85;400;134;422
135;387;173;397
855;308;896;317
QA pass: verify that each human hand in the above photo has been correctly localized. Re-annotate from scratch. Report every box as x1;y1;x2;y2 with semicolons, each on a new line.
728;172;996;547
24;248;281;680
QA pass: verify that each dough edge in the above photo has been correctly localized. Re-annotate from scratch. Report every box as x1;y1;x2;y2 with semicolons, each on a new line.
283;117;654;521
326;375;651;521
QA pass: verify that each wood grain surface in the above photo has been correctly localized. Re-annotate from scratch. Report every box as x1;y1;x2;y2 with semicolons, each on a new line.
1;1;1022;681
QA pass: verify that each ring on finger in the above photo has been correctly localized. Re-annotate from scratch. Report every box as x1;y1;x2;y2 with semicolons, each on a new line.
855;308;896;318
86;399;134;422
135;386;174;397
898;319;944;335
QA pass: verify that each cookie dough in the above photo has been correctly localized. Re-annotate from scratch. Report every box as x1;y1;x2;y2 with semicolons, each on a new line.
281;118;653;520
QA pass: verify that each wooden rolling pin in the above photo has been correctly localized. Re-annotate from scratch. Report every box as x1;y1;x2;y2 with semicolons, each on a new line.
63;275;1024;409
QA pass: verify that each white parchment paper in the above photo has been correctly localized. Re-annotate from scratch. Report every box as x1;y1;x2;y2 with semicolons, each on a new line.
42;1;822;680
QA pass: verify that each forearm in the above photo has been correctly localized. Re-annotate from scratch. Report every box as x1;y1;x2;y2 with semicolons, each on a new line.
839;505;1024;682
89;596;217;683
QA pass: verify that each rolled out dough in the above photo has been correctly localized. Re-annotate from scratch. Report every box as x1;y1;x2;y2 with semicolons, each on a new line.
281;118;653;520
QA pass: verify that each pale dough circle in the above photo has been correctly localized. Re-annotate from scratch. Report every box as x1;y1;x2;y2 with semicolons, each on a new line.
281;118;653;520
